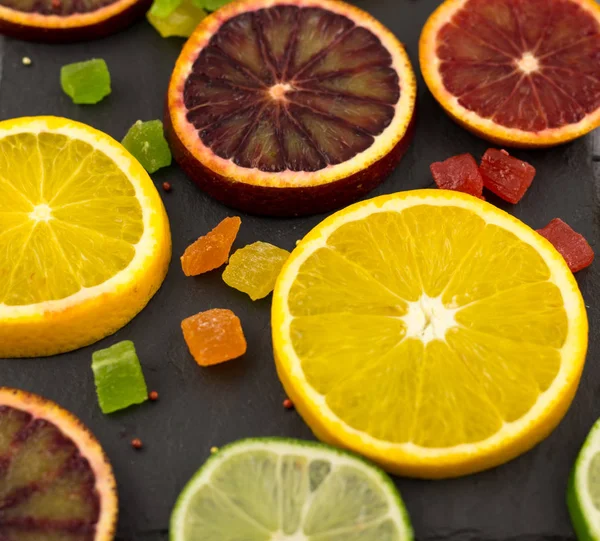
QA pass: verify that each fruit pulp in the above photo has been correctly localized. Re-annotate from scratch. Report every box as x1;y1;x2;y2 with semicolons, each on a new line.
180;216;241;276
435;0;600;132
121;120;172;174
92;340;148;414
272;190;587;477
170;438;414;541
182;4;400;172
0;388;117;541
181;308;247;366
61;59;111;105
223;241;290;300
537;218;594;273
430;153;483;197
480;149;536;203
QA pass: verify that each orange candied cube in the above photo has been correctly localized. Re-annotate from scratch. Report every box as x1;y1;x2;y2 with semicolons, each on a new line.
181;216;241;276
181;308;247;366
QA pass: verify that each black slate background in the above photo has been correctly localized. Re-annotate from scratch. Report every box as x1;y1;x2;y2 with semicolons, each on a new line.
0;1;599;539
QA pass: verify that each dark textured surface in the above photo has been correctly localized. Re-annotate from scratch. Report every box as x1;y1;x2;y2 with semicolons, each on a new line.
0;1;598;540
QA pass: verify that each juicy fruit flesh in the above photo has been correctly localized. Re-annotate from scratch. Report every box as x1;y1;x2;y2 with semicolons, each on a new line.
0;131;143;307
437;0;600;132
0;0;119;15
177;443;408;541
0;405;101;540
183;5;400;173
287;205;568;448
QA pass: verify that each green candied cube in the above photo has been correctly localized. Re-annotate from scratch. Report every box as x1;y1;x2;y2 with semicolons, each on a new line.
147;0;207;38
223;242;290;300
121;120;172;174
60;59;111;105
194;0;233;11
92;341;148;414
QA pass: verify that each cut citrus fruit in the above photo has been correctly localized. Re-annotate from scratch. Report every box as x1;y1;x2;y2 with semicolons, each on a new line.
165;0;416;217
568;418;600;541
0;0;151;41
419;0;600;148
0;387;117;540
272;189;588;478
0;116;171;358
170;438;413;541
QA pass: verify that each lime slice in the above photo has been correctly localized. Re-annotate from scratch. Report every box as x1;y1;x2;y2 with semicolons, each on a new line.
568;419;600;540
92;340;148;414
170;438;413;541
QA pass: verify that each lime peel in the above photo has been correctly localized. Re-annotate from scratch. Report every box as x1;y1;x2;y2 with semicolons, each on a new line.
170;438;414;541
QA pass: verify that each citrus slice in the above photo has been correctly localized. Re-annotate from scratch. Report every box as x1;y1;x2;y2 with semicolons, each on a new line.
170;438;413;541
419;0;600;147
0;0;151;42
165;0;416;217
0;387;117;540
0;116;171;358
568;418;600;541
272;190;588;478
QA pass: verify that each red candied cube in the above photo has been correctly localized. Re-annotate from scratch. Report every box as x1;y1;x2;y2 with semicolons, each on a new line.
537;218;594;273
479;149;536;204
430;153;483;198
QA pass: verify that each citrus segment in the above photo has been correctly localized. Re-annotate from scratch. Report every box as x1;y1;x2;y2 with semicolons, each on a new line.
272;190;588;478
0;387;117;541
0;0;152;41
0;117;171;358
166;0;416;216
419;0;600;147
169;438;413;541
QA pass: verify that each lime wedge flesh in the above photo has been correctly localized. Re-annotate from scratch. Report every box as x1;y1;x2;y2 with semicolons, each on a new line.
122;120;172;174
60;59;111;105
568;418;600;540
92;340;148;414
170;438;413;541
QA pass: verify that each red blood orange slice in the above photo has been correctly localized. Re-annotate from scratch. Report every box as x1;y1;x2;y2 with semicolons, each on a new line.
420;0;600;148
166;0;416;217
0;0;151;42
0;388;117;541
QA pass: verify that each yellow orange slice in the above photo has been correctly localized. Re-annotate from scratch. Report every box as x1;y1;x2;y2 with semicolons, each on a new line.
0;117;171;358
272;190;588;478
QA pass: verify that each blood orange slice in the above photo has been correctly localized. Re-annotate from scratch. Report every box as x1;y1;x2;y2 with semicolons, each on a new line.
166;0;416;217
420;0;600;148
0;0;151;42
0;388;117;540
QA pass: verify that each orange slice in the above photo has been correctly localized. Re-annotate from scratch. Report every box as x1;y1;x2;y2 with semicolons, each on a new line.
0;387;117;540
166;0;416;217
420;0;600;148
0;0;151;42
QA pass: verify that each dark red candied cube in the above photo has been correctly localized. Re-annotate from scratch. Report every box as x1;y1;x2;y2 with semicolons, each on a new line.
479;149;536;204
537;218;594;273
430;153;483;198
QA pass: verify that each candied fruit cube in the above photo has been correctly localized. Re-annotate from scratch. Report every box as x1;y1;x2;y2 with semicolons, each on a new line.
479;149;536;204
430;154;483;198
182;308;247;366
60;59;111;105
181;216;241;276
121;120;172;174
147;0;206;37
197;0;233;10
91;341;148;414
537;218;594;273
223;241;290;300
